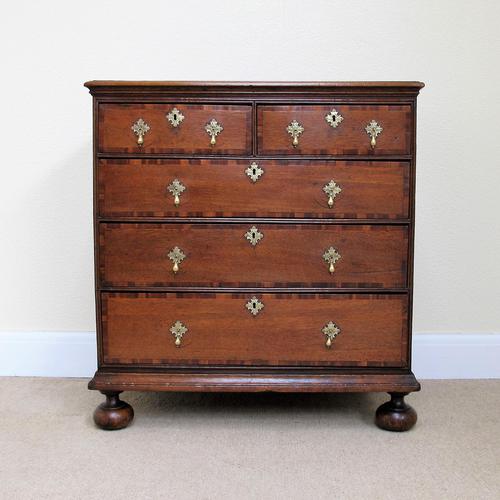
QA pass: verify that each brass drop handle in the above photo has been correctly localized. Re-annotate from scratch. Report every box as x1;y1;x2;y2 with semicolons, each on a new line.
365;120;383;148
323;246;341;274
167;179;186;207
131;118;150;147
168;246;186;274
286;120;304;148
170;320;188;347
205;119;223;146
323;180;342;208
322;321;340;348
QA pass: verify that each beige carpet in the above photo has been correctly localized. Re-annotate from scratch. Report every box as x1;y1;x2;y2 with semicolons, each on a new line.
0;378;498;500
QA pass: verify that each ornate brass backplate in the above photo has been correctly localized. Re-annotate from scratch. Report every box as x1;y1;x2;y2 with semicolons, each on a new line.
323;246;341;274
286;119;304;148
322;321;340;348
246;296;264;316
205;118;223;145
166;107;184;127
244;226;263;246
168;246;186;273
365;120;383;148
325;108;344;128
131;118;150;146
170;320;188;347
323;180;342;208
245;162;264;183
167;179;186;206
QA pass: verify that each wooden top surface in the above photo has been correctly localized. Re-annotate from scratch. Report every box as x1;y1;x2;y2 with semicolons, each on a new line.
85;80;424;89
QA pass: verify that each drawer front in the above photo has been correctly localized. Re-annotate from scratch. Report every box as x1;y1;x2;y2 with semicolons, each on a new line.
101;292;408;367
98;159;409;220
258;104;412;155
98;103;252;154
99;223;408;288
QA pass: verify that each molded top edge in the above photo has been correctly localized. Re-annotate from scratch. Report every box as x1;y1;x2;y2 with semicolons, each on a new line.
85;80;425;89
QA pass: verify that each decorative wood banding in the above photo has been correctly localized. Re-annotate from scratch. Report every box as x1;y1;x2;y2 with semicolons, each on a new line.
98;103;252;155
99;223;408;289
86;81;423;430
97;159;410;219
101;292;408;367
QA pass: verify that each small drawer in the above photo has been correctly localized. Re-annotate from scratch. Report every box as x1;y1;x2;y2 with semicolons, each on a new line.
98;159;409;220
99;223;408;289
98;103;252;154
101;292;408;367
257;104;412;155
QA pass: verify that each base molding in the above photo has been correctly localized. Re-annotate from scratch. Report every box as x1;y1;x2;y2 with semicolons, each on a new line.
88;370;420;393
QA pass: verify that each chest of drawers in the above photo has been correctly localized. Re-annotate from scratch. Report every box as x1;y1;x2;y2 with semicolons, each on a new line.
85;81;424;431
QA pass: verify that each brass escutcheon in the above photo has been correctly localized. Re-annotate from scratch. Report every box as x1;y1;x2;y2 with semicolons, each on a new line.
245;296;264;316
245;162;264;183
166;107;184;127
245;226;263;246
325;108;344;129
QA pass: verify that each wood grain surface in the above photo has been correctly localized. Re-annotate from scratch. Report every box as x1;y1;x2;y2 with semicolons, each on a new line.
99;103;252;154
257;104;412;155
87;81;422;408
99;223;408;288
101;292;408;367
98;159;410;219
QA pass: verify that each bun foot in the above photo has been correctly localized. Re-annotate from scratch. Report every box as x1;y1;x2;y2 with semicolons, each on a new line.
93;391;134;430
375;392;417;432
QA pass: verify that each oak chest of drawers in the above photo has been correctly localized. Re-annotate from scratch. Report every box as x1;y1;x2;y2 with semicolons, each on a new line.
85;81;424;431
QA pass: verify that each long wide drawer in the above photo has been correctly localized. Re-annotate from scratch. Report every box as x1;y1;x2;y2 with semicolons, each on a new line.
98;159;410;219
258;104;412;155
99;223;408;288
98;103;252;154
101;292;408;367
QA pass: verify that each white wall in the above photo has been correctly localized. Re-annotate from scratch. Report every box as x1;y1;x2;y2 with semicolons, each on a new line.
1;0;499;335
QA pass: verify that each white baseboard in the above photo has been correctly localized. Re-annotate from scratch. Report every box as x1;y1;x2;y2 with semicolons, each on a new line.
0;331;499;379
0;332;97;378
